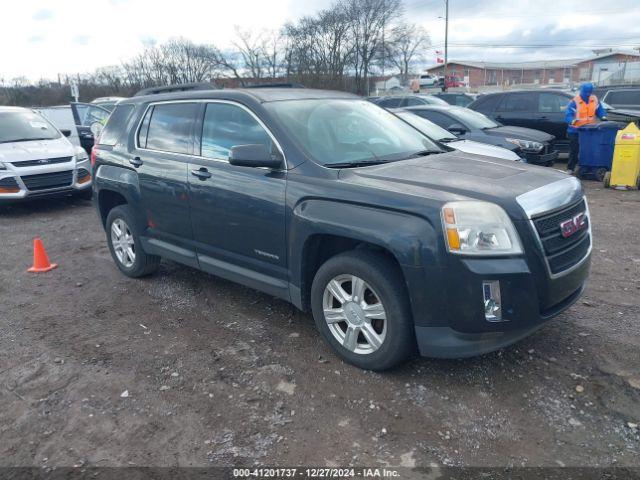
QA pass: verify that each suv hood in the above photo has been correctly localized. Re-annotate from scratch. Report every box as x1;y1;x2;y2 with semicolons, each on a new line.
0;136;75;163
450;139;521;161
338;151;569;220
483;125;554;143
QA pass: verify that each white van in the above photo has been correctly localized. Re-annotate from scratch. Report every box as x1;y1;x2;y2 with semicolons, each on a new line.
0;107;92;204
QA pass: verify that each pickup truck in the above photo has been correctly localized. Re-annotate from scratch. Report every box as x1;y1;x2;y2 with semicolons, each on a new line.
92;87;591;370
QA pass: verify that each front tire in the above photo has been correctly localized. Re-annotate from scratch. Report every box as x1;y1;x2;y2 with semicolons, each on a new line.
310;250;416;371
106;205;159;278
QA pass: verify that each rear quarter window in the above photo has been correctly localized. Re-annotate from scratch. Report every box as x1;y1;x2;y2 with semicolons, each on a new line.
497;94;535;112
99;104;134;146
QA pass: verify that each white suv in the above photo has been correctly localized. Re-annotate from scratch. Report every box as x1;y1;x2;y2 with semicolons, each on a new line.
418;74;439;88
0;107;92;204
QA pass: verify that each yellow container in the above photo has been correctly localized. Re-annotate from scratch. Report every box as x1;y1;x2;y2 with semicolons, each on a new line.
608;123;640;189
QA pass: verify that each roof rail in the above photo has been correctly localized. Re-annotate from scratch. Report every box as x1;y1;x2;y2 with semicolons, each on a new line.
244;82;305;89
133;82;216;97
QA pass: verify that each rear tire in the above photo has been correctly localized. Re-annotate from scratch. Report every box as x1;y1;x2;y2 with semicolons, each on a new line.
310;250;416;371
595;167;608;182
106;205;160;278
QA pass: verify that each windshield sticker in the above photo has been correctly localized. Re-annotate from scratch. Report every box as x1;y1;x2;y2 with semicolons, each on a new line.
29;121;49;130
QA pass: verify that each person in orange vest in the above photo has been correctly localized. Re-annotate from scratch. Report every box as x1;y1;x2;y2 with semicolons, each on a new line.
565;82;607;174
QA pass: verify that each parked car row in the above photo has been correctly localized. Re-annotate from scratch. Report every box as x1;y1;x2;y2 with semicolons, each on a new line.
371;89;640;164
405;105;558;165
391;109;522;161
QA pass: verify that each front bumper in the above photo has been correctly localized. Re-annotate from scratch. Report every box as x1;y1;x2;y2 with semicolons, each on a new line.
414;279;586;358
0;159;92;204
523;149;559;165
410;182;591;358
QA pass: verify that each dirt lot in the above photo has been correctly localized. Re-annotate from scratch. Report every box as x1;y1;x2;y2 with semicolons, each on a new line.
1;181;639;471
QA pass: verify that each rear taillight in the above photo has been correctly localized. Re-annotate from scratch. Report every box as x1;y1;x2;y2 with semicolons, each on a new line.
90;145;97;166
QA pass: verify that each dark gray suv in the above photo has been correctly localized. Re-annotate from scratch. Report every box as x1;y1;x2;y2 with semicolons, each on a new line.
92;88;591;370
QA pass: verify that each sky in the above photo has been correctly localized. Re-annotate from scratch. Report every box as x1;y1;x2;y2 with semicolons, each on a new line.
2;0;640;81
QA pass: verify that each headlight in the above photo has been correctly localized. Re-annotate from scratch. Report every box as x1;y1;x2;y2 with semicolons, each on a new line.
75;147;89;162
505;138;544;152
441;201;523;256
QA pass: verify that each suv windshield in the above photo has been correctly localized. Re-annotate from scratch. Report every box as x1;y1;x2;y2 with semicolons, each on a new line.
0;110;61;144
395;111;457;142
449;107;499;129
266;99;441;166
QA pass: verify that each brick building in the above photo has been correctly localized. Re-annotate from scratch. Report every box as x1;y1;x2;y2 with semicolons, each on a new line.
424;50;640;89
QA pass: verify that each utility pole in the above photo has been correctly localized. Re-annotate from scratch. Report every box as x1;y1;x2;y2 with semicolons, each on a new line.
443;0;449;92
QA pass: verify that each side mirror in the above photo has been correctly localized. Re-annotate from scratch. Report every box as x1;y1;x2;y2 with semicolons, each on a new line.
448;123;468;135
229;144;282;169
60;129;72;137
90;122;104;138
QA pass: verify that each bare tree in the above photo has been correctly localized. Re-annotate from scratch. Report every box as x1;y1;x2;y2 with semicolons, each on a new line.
385;22;430;85
283;5;353;89
233;27;266;79
344;0;401;95
262;30;284;79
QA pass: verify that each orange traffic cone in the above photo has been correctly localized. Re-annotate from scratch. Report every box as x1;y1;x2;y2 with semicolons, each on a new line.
27;238;57;273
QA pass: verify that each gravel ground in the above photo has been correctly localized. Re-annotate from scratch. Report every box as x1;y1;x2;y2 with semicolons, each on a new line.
0;181;639;470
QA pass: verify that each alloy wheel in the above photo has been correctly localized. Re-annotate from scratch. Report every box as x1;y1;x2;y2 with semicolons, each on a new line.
322;274;387;354
110;218;135;268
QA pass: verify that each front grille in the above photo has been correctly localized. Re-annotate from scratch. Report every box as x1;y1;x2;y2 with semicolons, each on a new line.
20;171;73;191
11;156;72;168
543;140;555;155
532;198;590;275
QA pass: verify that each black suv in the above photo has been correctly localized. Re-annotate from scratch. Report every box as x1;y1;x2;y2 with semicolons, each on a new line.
468;90;573;153
92;88;591;370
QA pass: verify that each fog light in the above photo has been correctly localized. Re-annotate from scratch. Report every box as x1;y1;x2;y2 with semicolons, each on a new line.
483;280;502;322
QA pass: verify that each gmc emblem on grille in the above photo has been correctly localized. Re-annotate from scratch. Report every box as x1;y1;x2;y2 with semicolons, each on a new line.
560;213;587;238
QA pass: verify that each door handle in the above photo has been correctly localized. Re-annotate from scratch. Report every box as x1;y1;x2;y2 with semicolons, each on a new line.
191;168;212;180
129;157;143;168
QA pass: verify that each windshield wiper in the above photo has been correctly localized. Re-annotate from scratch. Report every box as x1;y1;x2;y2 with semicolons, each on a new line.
326;159;392;168
404;149;442;158
439;138;460;143
0;137;50;144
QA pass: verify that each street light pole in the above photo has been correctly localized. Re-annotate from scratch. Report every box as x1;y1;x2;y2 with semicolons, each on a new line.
443;0;449;91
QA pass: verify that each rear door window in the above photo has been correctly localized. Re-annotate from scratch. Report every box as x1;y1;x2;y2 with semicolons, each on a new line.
200;102;272;160
538;93;568;113
99;104;134;146
471;94;501;112
497;94;535;112
145;103;198;154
